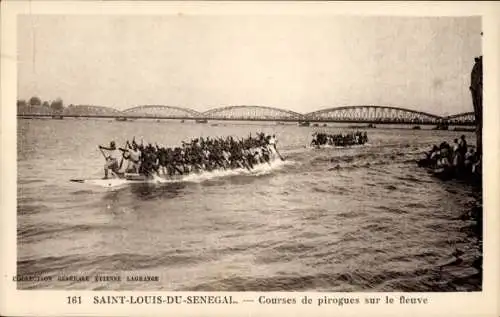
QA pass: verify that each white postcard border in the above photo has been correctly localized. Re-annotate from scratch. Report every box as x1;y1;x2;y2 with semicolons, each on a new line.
1;1;499;316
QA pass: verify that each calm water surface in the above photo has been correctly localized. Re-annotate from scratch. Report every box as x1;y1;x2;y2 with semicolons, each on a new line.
17;119;481;291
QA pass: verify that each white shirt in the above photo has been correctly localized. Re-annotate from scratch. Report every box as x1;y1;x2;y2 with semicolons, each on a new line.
105;149;120;160
129;149;140;162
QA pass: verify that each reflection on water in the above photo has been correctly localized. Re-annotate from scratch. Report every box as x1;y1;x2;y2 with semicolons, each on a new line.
17;119;481;291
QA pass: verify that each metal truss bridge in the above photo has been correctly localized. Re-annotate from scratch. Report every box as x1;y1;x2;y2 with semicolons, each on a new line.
18;104;476;125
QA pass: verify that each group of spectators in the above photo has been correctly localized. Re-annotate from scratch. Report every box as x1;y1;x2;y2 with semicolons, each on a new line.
422;135;480;174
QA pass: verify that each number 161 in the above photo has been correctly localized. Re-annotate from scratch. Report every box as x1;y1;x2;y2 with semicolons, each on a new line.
67;296;82;304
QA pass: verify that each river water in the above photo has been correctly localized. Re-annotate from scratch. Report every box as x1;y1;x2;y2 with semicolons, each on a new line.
16;119;482;291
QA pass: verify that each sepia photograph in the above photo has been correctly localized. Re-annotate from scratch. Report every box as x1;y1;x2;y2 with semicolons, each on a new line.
14;11;484;294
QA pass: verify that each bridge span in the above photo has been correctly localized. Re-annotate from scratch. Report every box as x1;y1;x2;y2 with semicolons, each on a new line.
17;105;476;125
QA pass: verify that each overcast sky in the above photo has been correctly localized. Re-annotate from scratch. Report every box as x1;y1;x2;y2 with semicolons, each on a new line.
17;15;481;116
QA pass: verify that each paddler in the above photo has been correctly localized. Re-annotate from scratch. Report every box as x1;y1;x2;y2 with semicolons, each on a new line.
269;134;277;150
124;141;141;173
98;141;121;179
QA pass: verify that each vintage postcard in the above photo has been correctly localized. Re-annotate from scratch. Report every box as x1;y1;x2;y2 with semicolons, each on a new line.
1;1;499;316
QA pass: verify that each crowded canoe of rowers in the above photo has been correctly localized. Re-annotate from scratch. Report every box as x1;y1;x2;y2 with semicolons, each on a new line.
311;131;368;147
97;133;284;180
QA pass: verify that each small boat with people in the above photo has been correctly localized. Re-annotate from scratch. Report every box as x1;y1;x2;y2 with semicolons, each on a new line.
70;132;284;188
311;131;368;148
348;123;376;129
418;135;481;182
433;122;449;130
453;127;475;132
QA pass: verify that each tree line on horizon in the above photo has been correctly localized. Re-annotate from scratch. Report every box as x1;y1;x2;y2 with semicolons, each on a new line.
17;96;66;113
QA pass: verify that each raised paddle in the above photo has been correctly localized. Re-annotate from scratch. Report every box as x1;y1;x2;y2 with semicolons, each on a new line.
117;140;131;177
98;146;108;159
274;146;285;161
268;143;284;161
